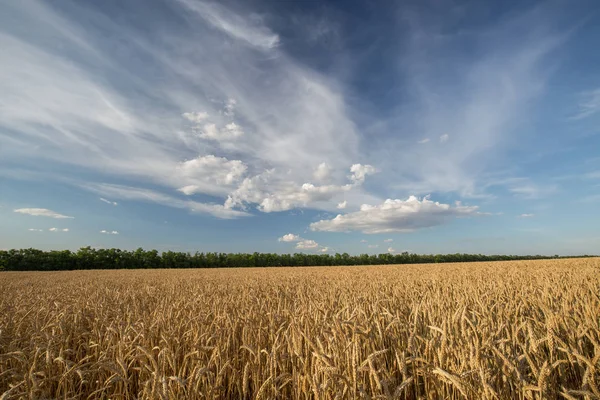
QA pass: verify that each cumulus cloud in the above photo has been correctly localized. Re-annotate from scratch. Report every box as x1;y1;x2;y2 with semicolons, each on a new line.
14;208;74;219
519;213;534;218
225;166;367;213
28;228;43;232
337;200;347;209
313;163;331;182
296;239;319;249
278;233;301;242
197;122;244;141
100;197;118;206
368;244;379;249
177;155;247;196
182;111;209;124
100;230;119;235
278;233;327;252
310;196;479;234
349;164;377;184
387;247;396;253
49;227;58;232
1;1;364;219
439;134;449;143
223;99;236;117
62;228;69;232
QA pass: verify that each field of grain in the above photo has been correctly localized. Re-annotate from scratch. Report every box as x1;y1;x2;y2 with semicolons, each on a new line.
1;259;599;399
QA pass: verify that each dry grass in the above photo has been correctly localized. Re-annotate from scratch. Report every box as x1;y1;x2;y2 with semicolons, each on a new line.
1;258;599;399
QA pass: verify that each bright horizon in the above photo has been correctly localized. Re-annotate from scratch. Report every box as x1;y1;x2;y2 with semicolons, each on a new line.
1;0;600;255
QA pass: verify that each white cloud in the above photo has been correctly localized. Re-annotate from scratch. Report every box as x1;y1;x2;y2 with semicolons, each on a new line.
99;197;118;206
360;239;368;243
439;134;449;143
337;200;347;209
571;88;600;120
278;233;301;242
313;162;331;182
177;155;247;196
14;208;74;219
387;247;396;253
0;0;569;227
48;227;69;232
223;99;236;117
182;111;210;124
100;230;119;235
84;183;250;219
197;122;244;141
296;239;319;249
28;228;43;232
175;0;280;50
225;166;368;213
310;196;479;234
384;238;393;242
519;213;534;218
0;1;363;218
418;138;430;144
368;244;379;249
349;164;377;184
484;177;557;200
279;233;327;252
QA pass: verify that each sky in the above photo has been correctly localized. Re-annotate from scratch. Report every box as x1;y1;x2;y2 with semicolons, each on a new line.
1;0;600;255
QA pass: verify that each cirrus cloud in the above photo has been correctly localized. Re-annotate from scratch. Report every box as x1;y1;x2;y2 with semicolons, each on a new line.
14;208;73;219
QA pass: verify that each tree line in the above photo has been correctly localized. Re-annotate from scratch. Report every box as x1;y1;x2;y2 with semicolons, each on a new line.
0;247;592;271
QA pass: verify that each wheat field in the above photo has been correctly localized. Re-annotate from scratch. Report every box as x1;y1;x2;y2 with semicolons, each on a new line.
1;258;599;399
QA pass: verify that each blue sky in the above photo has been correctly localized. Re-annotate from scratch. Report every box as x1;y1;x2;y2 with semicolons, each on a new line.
1;0;600;255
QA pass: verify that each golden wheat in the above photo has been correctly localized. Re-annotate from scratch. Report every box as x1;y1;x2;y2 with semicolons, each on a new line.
1;258;599;399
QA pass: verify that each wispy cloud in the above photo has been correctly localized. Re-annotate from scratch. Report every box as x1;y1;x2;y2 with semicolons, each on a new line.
519;213;535;218
377;7;567;197
100;230;119;235
571;88;600;120
99;197;118;206
418;138;430;144
14;208;73;219
28;228;43;232
83;183;250;219
175;0;280;50
0;0;372;217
